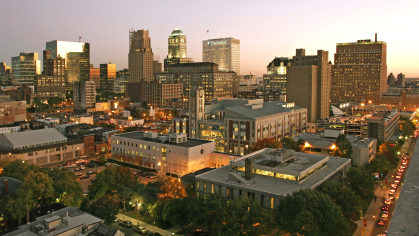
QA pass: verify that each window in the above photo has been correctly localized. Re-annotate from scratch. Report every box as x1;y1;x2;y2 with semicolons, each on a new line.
270;197;274;209
211;184;214;193
196;180;199;189
49;148;54;153
204;182;207;192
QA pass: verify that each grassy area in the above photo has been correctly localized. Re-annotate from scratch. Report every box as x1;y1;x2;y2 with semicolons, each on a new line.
107;159;157;172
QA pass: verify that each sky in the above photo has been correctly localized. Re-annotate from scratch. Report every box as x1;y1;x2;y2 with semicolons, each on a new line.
1;0;419;77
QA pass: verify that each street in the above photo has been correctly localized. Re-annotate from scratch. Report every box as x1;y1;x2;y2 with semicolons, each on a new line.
353;137;416;236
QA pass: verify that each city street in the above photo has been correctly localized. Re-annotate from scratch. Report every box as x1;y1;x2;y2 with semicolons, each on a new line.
353;137;416;236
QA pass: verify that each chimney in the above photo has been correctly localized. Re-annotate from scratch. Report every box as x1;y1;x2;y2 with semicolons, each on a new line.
375;33;377;42
4;179;8;194
245;158;253;180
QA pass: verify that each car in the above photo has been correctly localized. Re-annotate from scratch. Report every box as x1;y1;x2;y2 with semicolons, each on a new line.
381;211;389;218
394;179;400;183
104;163;111;167
67;168;74;171
381;205;389;211
78;162;86;166
90;177;96;183
119;220;132;228
79;175;90;180
384;199;391;205
75;172;83;176
395;175;401;179
83;191;88;196
133;226;146;234
377;219;386;226
391;183;398;188
60;161;69;166
79;165;85;170
74;166;80;171
390;188;396;193
87;170;96;175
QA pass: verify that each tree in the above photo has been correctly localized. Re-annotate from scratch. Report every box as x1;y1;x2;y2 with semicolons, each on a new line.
163;197;192;233
41;169;83;206
191;194;227;235
148;200;172;228
378;142;399;168
0;188;34;226
0;160;39;181
21;172;55;207
89;197;119;225
345;167;376;210
320;181;363;221
251;138;280;152
400;116;415;136
332;134;353;160
366;155;391;177
158;177;187;199
275;189;354;236
47;97;65;106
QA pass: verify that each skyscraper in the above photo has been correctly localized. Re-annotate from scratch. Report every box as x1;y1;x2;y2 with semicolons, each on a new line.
331;35;387;104
189;87;205;139
286;49;331;123
397;73;406;87
35;52;66;101
100;63;116;92
203;38;240;74
11;52;41;85
263;57;292;92
128;29;155;82
0;62;11;85
164;29;192;71
45;40;90;91
73;80;96;110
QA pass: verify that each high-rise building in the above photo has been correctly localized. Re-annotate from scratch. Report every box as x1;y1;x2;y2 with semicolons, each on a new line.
11;52;41;85
45;40;90;91
387;73;396;86
164;28;192;71
331;35;387;104
128;29;155;82
73;80;96;110
397;73;406;87
188;87;205;139
100;63;116;92
35;53;66;101
203;38;240;74
126;80;182;108
113;77;128;94
286;49;331;123
263;57;292;92
89;64;100;89
0;62;11;85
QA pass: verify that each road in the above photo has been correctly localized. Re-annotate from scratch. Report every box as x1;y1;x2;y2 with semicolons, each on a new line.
111;213;174;236
353;137;416;236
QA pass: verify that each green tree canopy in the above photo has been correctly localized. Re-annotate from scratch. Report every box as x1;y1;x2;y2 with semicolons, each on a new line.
275;189;354;236
366;155;391;177
41;168;83;206
332;134;353;160
89;197;119;225
0;160;40;181
163;197;192;233
345;167;376;210
21;172;55;206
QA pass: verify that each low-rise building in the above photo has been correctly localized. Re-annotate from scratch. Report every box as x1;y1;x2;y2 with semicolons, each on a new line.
111;132;215;175
293;129;377;166
0;129;83;165
367;110;400;142
0;100;26;125
0;123;21;134
69;115;93;125
196;148;351;208
110;117;144;127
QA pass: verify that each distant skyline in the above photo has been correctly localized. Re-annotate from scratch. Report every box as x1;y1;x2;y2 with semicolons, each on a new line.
1;0;419;77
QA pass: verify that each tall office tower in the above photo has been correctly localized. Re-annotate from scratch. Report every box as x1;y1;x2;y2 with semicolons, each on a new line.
128;29;155;82
387;73;396;86
164;28;192;71
100;63;116;92
0;62;12;85
263;57;292;92
287;49;331;123
153;60;162;73
90;64;100;89
397;73;406;87
331;35;387;104
189;87;205;139
36;52;66;101
45;40;90;91
73;80;96;110
11;52;41;85
203;38;240;74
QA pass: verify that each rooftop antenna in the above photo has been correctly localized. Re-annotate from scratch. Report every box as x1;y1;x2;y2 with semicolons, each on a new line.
79;35;82;42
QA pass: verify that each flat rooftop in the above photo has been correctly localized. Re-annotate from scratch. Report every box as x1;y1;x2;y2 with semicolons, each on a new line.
114;131;213;148
197;149;351;197
387;141;419;235
294;132;375;149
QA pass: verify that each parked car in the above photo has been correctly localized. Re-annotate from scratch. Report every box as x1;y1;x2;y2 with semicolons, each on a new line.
83;191;88;196
60;161;69;166
381;211;389;218
79;175;90;180
377;219;386;226
381;205;389;211
74;166;80;171
104;162;111;167
67;168;74;172
133;226;146;234
75;172;83;176
90;177;96;183
119;220;132;228
79;165;85;170
87;170;96;175
384;198;391;205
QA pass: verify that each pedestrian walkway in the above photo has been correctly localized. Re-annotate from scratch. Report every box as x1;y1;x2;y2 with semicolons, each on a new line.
353;138;412;236
116;213;174;236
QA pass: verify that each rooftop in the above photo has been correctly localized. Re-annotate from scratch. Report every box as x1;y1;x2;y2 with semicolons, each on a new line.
224;101;305;119
0;128;67;149
113;131;213;148
293;131;375;149
196;148;351;196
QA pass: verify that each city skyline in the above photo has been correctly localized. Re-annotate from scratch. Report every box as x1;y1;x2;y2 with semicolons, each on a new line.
1;0;419;77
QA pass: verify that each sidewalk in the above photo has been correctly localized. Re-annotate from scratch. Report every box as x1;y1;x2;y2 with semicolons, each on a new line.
116;213;174;236
353;138;412;236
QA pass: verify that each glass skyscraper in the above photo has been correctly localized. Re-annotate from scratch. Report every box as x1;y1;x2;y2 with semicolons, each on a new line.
45;40;90;91
11;52;41;85
203;38;240;75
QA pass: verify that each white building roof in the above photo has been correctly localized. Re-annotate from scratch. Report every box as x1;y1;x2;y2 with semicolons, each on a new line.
0;128;67;149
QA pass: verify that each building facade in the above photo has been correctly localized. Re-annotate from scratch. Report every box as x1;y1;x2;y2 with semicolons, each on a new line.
203;38;240;74
90;65;101;89
11;52;41;85
0;62;11;85
164;28;192;71
73;80;96;110
331;36;387;104
111;132;215;175
45;40;90;91
114;77;129;94
128;29;155;82
100;63;116;92
126;80;183;108
263;57;291;92
286;49;331;123
367;110;400;142
0;100;26;125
